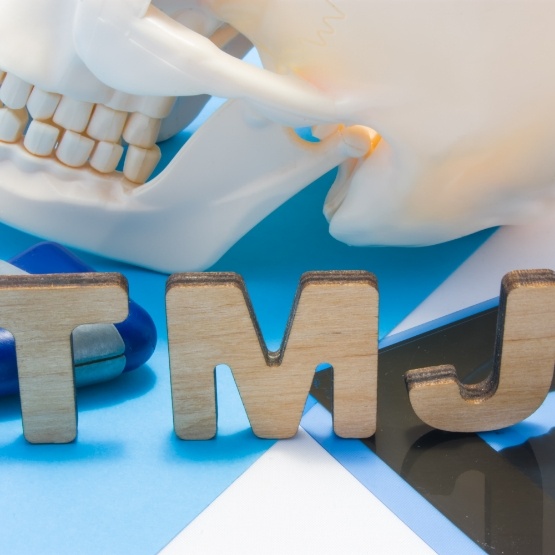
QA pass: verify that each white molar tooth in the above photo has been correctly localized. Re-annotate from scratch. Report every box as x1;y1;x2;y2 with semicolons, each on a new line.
0;73;33;110
122;112;161;148
106;91;174;120
87;104;128;142
0;107;28;143
23;120;60;156
56;130;95;167
26;88;61;121
89;141;124;174
138;96;176;119
53;96;94;133
123;144;161;184
105;90;136;113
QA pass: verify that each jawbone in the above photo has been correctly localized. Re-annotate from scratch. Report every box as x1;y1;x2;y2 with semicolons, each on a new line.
0;95;372;272
1;0;555;271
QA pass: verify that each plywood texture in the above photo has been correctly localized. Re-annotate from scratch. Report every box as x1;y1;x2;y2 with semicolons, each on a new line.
405;269;555;432
0;273;128;443
167;271;378;440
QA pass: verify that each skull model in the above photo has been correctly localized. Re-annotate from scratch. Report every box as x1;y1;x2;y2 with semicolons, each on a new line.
0;0;554;272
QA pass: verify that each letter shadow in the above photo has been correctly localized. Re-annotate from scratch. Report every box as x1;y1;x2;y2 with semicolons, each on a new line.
0;364;156;422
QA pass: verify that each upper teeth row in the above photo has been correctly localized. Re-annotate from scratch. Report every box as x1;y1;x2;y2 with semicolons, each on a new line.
0;70;176;184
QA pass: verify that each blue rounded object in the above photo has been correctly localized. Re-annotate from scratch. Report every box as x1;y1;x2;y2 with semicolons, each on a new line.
0;328;19;395
2;242;157;390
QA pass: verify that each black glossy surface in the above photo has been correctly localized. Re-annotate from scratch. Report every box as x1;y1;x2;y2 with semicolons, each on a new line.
310;308;555;554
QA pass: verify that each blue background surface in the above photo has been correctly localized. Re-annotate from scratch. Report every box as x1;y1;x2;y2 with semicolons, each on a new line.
0;155;495;552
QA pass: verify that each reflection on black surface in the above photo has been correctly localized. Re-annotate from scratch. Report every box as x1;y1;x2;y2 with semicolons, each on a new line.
502;428;555;552
310;308;555;554
504;428;555;501
402;431;549;553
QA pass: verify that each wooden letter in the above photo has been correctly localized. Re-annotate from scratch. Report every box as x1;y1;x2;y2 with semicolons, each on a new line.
405;269;555;432
0;273;128;444
166;271;378;439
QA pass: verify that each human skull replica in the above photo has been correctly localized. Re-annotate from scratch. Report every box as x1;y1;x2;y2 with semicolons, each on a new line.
0;0;554;272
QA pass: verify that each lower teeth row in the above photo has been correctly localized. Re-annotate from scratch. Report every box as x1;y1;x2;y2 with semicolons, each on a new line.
0;71;168;184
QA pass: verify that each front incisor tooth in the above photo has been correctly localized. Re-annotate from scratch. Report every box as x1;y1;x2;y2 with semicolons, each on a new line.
123;112;161;149
123;144;161;184
87;105;127;143
0;74;33;110
56;130;94;167
27;88;61;121
23;121;60;156
90;141;124;174
53;96;94;133
0;107;28;143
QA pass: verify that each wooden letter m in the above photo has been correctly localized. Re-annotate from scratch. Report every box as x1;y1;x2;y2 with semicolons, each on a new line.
166;271;378;439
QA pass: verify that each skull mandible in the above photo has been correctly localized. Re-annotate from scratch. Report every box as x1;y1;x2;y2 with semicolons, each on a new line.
0;0;554;271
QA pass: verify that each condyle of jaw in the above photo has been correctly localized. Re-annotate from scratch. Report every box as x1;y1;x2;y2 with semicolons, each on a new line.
209;0;555;245
1;1;555;272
